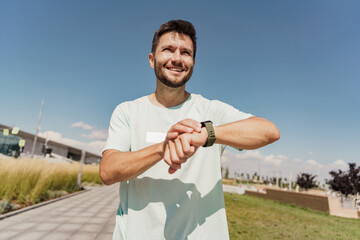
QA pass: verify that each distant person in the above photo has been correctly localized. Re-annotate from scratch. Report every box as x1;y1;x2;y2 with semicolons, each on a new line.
100;19;280;240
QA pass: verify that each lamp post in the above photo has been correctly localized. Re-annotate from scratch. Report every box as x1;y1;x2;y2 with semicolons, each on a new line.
31;100;44;158
77;150;86;188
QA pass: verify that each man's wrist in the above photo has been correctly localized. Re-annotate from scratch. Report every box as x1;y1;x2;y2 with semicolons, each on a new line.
200;127;208;146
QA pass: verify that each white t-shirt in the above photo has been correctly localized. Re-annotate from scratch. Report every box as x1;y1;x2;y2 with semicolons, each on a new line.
103;94;252;240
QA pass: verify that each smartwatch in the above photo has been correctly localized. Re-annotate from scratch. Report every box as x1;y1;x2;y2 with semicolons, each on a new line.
201;121;216;147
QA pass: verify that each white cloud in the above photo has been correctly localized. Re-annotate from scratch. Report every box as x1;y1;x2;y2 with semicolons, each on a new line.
293;158;303;163
332;159;347;166
236;150;263;160
221;150;352;182
327;159;348;172
39;130;62;141
70;121;108;141
39;131;105;155
264;154;288;167
307;159;322;167
82;129;108;141
71;121;93;130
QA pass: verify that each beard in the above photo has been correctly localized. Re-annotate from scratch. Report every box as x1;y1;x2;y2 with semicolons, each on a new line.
154;59;193;88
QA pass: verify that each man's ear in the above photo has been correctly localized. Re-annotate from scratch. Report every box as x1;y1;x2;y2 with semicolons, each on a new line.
149;53;154;68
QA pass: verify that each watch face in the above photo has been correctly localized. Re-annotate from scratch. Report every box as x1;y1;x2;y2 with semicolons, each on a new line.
201;121;213;128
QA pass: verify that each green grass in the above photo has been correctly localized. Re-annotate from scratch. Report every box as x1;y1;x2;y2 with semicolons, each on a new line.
225;193;360;240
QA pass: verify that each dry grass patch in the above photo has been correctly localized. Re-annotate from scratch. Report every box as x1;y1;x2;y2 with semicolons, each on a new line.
0;158;101;214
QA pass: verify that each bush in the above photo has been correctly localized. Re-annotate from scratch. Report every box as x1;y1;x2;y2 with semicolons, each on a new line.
327;163;360;197
0;200;20;214
296;173;317;191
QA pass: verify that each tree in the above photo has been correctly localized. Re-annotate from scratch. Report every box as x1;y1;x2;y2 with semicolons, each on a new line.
327;163;360;197
252;172;258;181
296;173;317;191
224;167;229;179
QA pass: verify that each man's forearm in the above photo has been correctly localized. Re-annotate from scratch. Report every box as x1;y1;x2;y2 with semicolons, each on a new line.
214;116;280;150
100;143;164;185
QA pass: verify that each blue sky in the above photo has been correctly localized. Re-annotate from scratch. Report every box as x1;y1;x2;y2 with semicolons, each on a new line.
1;1;359;178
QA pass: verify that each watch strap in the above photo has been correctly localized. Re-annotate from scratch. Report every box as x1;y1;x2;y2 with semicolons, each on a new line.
201;121;216;147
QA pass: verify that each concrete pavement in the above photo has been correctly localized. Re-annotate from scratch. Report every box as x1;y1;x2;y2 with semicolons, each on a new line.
222;184;247;195
0;184;119;240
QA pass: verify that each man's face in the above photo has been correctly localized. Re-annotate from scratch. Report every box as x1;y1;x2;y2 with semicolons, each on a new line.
149;32;195;88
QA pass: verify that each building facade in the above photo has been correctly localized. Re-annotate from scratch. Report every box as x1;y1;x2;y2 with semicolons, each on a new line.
0;124;101;164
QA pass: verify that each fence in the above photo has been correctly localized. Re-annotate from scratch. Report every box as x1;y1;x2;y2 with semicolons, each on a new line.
245;188;330;213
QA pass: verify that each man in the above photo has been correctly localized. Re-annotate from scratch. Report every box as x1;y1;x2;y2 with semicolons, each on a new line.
100;20;280;240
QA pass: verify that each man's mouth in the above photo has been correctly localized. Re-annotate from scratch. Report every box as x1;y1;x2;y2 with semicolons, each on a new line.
167;67;184;72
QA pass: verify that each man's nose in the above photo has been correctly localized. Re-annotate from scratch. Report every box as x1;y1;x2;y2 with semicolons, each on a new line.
171;50;182;63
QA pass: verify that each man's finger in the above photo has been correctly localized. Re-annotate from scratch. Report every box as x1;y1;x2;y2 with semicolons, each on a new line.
169;167;178;174
170;124;194;134
164;146;181;170
174;138;185;161
169;140;180;164
179;134;198;159
179;134;192;154
164;144;171;165
167;132;178;140
179;119;202;132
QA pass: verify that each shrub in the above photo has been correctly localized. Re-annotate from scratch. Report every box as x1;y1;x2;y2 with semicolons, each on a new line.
296;173;317;191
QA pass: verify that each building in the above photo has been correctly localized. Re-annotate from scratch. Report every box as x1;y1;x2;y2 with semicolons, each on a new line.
0;124;101;164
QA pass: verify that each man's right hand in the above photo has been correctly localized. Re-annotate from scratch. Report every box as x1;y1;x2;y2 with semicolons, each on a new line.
163;119;210;174
163;119;202;174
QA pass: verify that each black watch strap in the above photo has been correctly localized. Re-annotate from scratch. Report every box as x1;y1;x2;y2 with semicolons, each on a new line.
201;121;216;147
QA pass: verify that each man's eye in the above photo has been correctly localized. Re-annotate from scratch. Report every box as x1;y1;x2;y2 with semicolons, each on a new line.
183;51;191;55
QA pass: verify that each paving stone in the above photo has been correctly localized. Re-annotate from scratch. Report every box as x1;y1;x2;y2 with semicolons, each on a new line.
71;232;98;240
103;224;115;233
40;231;72;240
96;233;113;240
78;212;95;217
7;222;36;231
33;222;59;231
49;216;73;223
58;223;83;231
23;216;49;223
68;217;89;224
0;230;19;239
87;217;109;224
79;223;104;233
12;231;47;240
0;221;13;230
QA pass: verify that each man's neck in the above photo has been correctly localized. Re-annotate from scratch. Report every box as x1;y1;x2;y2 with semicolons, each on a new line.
149;80;190;108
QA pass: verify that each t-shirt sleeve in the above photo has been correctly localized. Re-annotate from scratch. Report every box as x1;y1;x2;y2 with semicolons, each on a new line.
211;100;252;126
210;100;253;153
103;102;131;153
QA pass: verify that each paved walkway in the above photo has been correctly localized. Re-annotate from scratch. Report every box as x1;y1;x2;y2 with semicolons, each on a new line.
0;184;119;240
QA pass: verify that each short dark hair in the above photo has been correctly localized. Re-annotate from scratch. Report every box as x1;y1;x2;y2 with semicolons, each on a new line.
151;20;197;59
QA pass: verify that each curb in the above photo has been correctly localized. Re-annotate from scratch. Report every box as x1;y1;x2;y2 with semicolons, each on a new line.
0;189;89;220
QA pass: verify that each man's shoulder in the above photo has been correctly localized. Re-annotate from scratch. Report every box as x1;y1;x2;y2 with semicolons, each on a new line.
190;93;228;106
115;95;148;109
